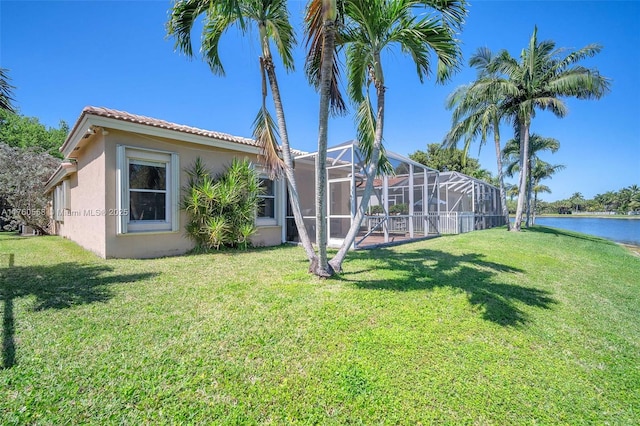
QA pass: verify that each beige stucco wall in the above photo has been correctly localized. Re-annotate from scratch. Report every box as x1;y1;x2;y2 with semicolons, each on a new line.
251;226;281;247
56;135;107;258
99;130;283;259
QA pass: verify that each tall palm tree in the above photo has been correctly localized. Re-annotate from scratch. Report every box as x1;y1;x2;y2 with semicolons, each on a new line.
505;182;519;202
482;26;610;231
444;47;510;229
503;133;560;226
529;160;564;224
618;185;639;213
314;0;466;273
629;188;640;213
569;192;585;213
304;0;345;276
167;0;318;266
594;191;617;212
0;68;16;113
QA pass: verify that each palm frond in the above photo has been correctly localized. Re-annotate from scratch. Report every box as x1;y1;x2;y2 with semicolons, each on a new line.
419;0;468;31
200;7;239;75
345;41;370;103
468;46;493;76
304;0;348;116
0;68;16;113
355;96;392;175
264;0;296;71
167;0;211;58
252;106;284;179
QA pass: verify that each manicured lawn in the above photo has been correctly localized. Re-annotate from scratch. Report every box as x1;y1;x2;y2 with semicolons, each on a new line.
0;228;638;424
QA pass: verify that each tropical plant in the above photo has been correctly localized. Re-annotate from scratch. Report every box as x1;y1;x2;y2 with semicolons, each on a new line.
503;133;560;226
568;192;585;213
182;157;261;250
369;204;384;215
529;160;565;224
505;182;519;202
444;47;511;229
594;191;618;212
389;203;408;215
0;68;16;113
303;0;345;276
475;26;610;231
305;0;466;275
167;0;317;264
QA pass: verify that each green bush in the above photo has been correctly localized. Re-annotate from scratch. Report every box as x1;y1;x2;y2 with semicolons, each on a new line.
369;204;384;215
389;203;408;215
182;157;261;250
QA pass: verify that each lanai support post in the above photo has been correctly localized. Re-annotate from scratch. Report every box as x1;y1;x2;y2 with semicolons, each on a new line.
409;164;414;239
383;175;389;243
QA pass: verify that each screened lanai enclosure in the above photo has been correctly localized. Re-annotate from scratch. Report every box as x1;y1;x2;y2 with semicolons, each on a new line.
437;171;506;234
285;142;506;249
286;141;440;249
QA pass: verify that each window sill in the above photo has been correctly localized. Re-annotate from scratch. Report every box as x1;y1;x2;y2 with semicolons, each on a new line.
117;230;180;237
256;220;278;227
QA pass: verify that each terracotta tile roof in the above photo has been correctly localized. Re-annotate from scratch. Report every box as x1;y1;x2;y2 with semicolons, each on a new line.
80;106;258;147
356;176;408;188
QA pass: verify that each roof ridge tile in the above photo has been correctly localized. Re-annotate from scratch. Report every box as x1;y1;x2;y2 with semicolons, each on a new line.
82;106;257;147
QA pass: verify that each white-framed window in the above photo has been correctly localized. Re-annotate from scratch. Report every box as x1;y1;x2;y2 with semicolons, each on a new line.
257;177;277;226
53;179;70;222
116;145;179;234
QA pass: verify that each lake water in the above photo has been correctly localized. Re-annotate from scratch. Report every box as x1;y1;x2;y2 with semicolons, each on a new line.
532;217;640;246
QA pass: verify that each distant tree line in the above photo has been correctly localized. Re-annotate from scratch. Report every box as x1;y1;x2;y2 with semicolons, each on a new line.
533;187;640;215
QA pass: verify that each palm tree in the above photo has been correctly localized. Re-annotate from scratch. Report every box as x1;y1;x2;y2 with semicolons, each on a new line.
569;192;585;213
480;26;610;231
505;182;519;202
629;187;640;213
0;68;16;113
503;133;560;226
529;160;565;224
618;185;640;213
316;0;466;273
594;191;617;212
167;0;318;266
444;47;511;229
303;0;345;276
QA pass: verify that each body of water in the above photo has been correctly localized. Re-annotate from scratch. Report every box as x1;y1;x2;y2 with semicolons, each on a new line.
532;217;640;246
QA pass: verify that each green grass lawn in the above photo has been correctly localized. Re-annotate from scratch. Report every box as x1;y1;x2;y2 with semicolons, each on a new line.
0;228;638;424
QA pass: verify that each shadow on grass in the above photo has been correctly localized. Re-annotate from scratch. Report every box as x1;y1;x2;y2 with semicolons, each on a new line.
339;247;555;327
0;256;157;369
0;235;30;242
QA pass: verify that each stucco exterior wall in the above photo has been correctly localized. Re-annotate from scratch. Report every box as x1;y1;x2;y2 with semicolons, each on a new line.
251;226;281;247
56;135;107;258
101;130;283;258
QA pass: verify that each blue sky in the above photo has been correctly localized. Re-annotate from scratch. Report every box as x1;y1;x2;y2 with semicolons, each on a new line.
1;0;638;200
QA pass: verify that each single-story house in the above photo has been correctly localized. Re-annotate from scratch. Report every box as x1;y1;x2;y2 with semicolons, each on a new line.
44;106;286;258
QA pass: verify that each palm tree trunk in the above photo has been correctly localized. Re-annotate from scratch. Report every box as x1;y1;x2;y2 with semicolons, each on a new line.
493;125;510;230
512;119;530;232
262;50;317;265
525;157;532;227
329;56;386;273
313;17;337;277
532;190;538;225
